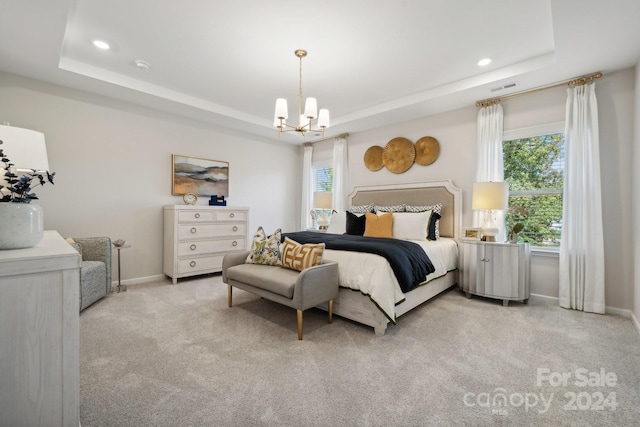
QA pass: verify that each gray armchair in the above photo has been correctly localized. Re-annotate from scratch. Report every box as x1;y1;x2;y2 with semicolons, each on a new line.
70;237;112;311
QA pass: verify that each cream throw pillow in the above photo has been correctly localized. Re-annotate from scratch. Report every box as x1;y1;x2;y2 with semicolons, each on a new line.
392;211;432;240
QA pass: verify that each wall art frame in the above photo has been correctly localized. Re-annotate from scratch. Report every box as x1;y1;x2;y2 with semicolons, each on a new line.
463;227;482;240
172;154;229;197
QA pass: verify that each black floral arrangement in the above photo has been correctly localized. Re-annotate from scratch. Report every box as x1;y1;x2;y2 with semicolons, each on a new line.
0;139;55;203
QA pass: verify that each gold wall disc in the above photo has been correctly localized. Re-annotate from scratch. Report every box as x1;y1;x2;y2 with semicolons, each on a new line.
415;136;440;165
364;146;384;171
382;137;415;174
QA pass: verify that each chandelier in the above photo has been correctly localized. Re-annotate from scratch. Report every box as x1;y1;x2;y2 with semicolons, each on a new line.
274;49;330;139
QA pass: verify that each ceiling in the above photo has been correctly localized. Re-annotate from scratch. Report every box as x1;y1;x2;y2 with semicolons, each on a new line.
1;0;639;144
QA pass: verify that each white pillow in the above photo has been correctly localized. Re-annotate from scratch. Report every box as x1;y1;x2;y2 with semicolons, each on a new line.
392;211;432;240
326;211;347;234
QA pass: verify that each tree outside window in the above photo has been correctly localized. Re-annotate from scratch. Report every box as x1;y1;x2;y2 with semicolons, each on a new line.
503;131;564;247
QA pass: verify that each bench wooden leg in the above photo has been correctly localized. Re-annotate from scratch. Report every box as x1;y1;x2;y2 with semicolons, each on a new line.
297;309;303;340
328;299;334;324
228;284;232;307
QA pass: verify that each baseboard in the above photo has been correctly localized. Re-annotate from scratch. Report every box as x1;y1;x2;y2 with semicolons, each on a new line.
530;293;637;322
632;312;640;337
111;274;166;287
529;293;558;303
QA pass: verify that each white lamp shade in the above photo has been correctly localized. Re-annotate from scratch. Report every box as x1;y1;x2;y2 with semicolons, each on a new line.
304;97;318;119
313;191;333;209
0;125;49;172
472;182;509;210
318;109;330;128
274;98;288;120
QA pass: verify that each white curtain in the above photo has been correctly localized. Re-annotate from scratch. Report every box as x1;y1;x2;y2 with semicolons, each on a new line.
332;135;350;212
474;103;506;242
300;143;313;231
559;82;605;313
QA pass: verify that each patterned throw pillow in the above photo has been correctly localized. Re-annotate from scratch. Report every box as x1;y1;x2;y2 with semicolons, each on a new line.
375;204;405;213
405;203;443;239
65;237;82;255
245;227;282;265
363;211;393;238
427;212;442;241
347;204;375;214
281;237;325;271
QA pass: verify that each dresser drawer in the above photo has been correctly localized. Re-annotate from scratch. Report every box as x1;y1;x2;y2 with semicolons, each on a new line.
215;210;247;222
178;223;246;239
178;210;217;222
178;238;245;255
177;255;224;274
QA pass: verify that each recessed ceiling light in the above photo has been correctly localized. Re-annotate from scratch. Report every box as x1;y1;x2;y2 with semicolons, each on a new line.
135;60;151;70
477;58;492;67
92;40;110;50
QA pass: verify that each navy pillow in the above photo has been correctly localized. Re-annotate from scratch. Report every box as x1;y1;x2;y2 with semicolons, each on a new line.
427;212;441;240
346;211;367;235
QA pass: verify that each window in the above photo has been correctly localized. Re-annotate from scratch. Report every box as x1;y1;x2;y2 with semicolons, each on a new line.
311;163;333;228
503;123;564;248
313;164;333;193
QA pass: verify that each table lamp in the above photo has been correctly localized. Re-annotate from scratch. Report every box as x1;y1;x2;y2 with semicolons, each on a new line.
472;181;508;242
313;192;333;231
0;124;49;173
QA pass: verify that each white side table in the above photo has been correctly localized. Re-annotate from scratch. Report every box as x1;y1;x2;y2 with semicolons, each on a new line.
459;240;530;306
113;244;131;292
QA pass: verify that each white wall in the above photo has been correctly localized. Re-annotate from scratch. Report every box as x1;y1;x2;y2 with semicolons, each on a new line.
314;68;636;310
2;67;635;311
0;72;301;282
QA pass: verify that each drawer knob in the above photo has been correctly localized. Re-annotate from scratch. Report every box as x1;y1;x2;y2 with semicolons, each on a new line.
232;241;238;247
230;213;235;218
232;226;238;232
190;244;196;251
195;213;200;219
190;261;196;268
190;227;197;234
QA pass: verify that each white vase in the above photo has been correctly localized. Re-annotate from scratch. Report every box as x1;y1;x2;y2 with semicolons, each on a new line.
0;203;44;249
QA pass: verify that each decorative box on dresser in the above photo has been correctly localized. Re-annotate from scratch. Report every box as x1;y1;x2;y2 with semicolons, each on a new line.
459;240;530;306
0;230;81;427
163;205;249;284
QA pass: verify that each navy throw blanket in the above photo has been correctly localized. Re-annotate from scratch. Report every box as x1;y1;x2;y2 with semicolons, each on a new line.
282;231;434;293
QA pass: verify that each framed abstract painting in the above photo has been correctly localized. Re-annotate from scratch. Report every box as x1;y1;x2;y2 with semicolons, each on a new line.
172;154;229;196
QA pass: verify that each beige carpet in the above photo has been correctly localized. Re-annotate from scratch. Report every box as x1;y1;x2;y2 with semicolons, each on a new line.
79;274;640;426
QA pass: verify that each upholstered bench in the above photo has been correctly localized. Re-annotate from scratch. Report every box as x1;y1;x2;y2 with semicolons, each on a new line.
222;250;339;340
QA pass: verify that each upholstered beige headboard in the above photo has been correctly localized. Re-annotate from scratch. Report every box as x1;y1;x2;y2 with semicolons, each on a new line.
349;180;462;241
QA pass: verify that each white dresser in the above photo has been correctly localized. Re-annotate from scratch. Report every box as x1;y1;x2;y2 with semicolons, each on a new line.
0;230;81;427
459;240;530;306
163;205;249;284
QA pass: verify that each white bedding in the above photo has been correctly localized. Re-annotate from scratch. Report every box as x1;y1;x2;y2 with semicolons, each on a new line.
321;237;458;321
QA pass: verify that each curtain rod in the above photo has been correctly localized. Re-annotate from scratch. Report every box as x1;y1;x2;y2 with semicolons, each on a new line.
305;132;349;146
475;72;603;107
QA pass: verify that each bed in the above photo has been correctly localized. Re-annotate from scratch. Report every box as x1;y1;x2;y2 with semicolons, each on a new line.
287;180;462;335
